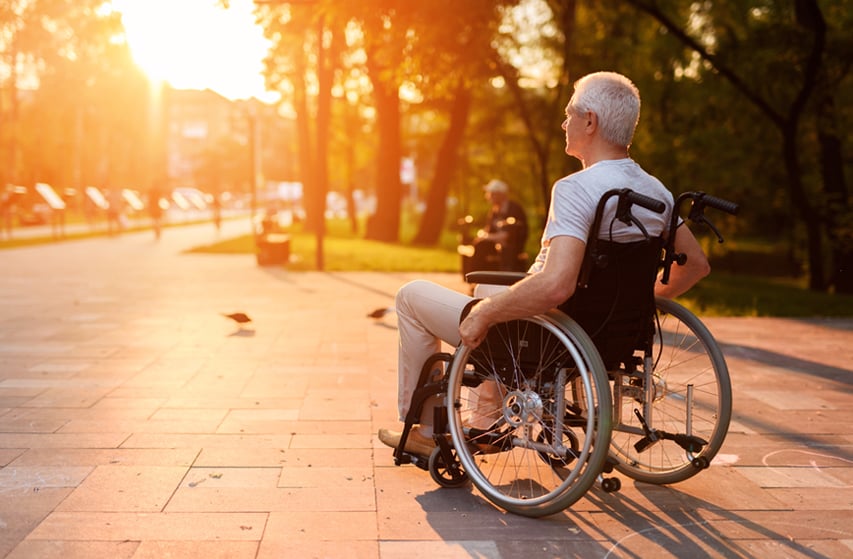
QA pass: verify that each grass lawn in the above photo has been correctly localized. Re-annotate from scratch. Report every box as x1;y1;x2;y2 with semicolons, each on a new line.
192;230;460;272
187;225;853;318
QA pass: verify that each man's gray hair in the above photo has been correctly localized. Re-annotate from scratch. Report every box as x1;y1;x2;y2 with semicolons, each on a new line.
569;72;641;147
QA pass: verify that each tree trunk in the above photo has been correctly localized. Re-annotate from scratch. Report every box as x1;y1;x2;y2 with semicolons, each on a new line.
412;84;472;246
781;126;825;290
293;58;316;232
313;20;341;270
365;65;402;243
817;93;852;293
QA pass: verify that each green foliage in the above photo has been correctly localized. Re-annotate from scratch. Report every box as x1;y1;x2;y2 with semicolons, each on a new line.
2;0;151;190
678;272;853;318
3;0;850;295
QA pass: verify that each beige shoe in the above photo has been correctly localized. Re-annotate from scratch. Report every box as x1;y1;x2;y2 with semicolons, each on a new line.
378;427;436;456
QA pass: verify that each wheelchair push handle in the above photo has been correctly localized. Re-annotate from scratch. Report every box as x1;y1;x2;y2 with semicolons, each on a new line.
677;191;739;245
694;192;740;217
661;190;740;284
612;188;664;243
625;190;666;215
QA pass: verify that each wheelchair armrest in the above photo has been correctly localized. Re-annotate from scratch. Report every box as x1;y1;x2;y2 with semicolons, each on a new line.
465;270;527;285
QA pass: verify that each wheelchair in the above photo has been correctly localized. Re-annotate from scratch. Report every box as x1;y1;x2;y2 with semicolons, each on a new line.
390;188;739;518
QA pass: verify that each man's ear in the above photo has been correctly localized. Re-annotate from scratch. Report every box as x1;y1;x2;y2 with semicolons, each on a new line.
586;111;597;134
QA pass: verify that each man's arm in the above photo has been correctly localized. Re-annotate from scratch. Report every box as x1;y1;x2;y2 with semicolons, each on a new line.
655;224;711;299
460;235;585;348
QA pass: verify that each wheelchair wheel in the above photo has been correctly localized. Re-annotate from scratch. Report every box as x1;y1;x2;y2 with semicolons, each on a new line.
446;312;612;518
609;297;731;485
428;445;469;488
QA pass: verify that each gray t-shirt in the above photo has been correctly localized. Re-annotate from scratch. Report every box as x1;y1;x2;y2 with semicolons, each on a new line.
529;158;673;272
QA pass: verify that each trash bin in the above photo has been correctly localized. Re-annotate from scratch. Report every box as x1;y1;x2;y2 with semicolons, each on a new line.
256;233;290;266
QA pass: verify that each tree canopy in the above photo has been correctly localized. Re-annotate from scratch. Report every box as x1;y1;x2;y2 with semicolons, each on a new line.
2;0;850;292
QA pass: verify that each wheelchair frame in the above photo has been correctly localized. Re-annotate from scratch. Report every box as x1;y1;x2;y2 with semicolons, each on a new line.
391;189;739;518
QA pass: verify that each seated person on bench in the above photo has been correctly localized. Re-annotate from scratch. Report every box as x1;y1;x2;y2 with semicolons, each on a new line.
378;71;711;456
460;179;529;274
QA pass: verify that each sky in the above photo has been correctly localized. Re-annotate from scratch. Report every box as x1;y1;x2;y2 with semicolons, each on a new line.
112;0;279;103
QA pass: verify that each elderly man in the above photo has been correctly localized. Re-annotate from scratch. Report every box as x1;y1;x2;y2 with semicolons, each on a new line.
465;179;529;273
379;71;710;455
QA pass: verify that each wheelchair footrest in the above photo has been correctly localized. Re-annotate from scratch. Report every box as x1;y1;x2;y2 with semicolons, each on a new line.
396;450;430;471
634;430;709;454
632;408;708;454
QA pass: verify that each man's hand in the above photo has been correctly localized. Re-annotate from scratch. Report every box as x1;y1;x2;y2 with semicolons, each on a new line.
655;225;710;299
459;303;491;349
458;236;585;349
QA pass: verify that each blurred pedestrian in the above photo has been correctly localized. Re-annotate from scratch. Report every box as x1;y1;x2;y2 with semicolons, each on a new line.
0;186;15;240
148;180;165;240
460;179;529;275
212;193;222;233
106;187;124;236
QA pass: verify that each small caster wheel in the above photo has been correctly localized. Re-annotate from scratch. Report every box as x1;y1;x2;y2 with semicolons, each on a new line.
429;446;468;488
601;476;621;493
535;428;579;470
691;456;710;469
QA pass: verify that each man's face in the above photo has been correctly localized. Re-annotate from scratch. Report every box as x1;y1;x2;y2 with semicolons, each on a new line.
561;102;587;158
486;190;506;206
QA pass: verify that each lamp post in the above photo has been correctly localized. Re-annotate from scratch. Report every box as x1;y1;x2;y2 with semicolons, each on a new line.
247;108;258;221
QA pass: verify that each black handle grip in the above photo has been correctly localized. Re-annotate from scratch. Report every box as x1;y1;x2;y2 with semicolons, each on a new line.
627;191;666;214
698;193;739;216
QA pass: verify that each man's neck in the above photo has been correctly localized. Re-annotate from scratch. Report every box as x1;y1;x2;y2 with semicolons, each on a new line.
580;143;630;168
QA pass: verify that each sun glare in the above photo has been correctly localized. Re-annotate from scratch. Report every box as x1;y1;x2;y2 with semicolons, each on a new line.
113;0;279;103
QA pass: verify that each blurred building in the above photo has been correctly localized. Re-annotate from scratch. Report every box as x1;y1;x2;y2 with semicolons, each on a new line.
163;88;297;199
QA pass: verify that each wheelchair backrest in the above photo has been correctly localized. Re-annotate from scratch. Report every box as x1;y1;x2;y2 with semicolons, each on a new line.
559;238;661;370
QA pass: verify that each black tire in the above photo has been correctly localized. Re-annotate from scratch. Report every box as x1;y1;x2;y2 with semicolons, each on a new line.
428;446;469;488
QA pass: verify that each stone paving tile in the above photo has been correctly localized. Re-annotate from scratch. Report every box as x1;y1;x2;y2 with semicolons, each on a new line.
300;389;373;421
651;466;789;511
269;447;375;468
289;433;370;449
265;510;378;541
763;486;853;511
379;541;499;559
0;488;73;558
715;432;852;465
26;511;267;541
5;540;139;559
258;540;379;559
737;464;847;488
167;483;376;513
0;433;129;450
0;448;24;466
0;409;72;433
0;465;92;494
8;448;199;468
56;465;188;512
131;541;260;559
120;432;294;449
216;410;301;434
278;465;374;488
577;510;847;558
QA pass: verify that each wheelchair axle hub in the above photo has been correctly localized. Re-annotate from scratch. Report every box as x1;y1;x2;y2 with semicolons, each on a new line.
503;390;543;427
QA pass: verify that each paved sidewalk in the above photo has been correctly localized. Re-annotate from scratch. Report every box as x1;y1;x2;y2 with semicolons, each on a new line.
0;223;851;558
